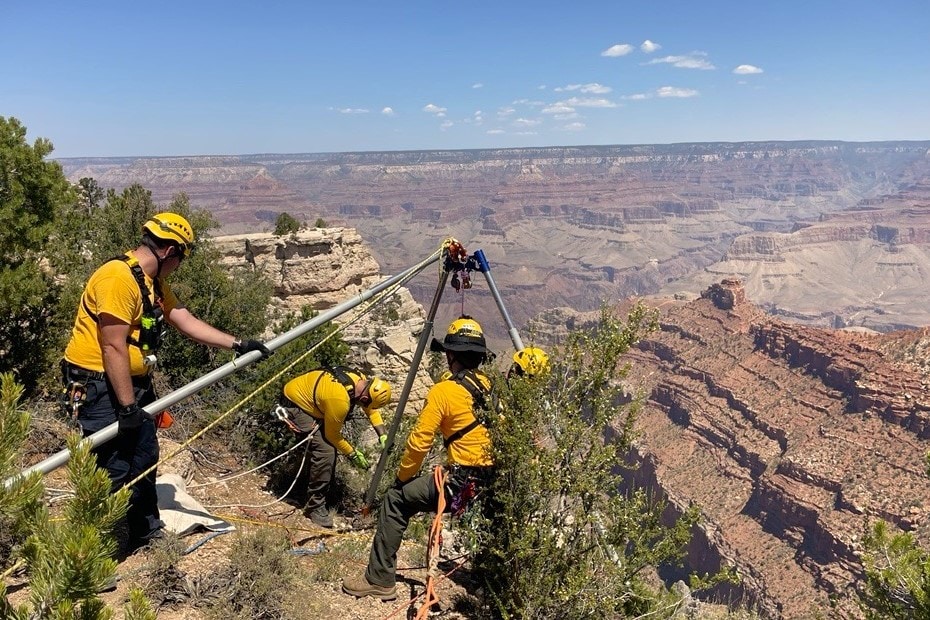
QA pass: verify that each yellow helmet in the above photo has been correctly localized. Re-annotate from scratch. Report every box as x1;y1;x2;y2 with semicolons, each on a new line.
430;315;487;353
143;212;195;257
365;377;392;410
512;347;550;377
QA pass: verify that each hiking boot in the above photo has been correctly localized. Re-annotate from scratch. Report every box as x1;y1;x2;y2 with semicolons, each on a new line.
342;573;397;600
305;505;334;529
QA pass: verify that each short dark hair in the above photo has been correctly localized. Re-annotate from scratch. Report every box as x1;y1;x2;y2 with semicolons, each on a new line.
143;230;180;252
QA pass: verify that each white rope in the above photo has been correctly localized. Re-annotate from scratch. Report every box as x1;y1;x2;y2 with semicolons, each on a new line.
202;433;313;510
188;432;312;489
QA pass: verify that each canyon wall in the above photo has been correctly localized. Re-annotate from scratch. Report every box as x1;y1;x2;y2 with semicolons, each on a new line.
60;141;930;344
606;280;930;618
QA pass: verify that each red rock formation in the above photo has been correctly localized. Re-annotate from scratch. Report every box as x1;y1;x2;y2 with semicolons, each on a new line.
622;280;930;618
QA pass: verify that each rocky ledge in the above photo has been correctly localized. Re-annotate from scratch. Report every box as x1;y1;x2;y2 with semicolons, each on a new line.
211;228;434;409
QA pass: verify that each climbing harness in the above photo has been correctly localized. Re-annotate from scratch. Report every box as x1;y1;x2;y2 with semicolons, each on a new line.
81;253;167;365
441;369;497;448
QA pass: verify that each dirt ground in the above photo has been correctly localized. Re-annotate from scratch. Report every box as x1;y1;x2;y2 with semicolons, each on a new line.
5;426;480;620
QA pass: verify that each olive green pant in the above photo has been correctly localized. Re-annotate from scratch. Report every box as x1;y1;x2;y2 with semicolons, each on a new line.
366;468;445;587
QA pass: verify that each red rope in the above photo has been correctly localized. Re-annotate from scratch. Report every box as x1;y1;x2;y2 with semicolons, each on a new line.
414;466;447;619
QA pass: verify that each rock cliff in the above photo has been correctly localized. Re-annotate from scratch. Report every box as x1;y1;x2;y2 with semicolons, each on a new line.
210;228;434;408
537;280;930;618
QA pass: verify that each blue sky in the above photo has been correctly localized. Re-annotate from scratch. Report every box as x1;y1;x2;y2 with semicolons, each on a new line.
3;0;929;158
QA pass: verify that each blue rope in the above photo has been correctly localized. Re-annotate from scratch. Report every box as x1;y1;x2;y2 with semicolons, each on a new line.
289;541;326;555
183;530;229;555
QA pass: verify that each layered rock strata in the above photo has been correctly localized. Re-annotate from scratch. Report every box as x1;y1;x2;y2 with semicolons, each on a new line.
613;279;930;618
59;141;930;341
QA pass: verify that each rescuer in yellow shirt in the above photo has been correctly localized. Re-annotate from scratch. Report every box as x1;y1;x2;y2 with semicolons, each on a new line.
61;212;270;553
276;367;391;528
343;315;494;600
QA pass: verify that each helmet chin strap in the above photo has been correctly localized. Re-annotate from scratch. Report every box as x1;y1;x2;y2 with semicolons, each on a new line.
141;236;167;278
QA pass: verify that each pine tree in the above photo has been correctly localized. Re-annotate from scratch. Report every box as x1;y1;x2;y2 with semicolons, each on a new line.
0;117;75;392
0;372;156;619
859;519;930;618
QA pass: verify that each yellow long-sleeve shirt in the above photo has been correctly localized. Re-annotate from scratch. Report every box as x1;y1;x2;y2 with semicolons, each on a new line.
283;369;384;456
397;374;493;483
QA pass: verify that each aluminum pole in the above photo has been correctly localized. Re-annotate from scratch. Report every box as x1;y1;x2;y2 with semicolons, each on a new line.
363;265;450;508
473;249;524;351
6;255;439;487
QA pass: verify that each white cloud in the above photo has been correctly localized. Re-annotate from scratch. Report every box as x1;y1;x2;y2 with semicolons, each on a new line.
497;106;516;117
514;131;539;136
337;107;369;114
423;103;447;116
641;40;661;53
440;120;454;130
561;122;586;131
622;93;651;100
537;84;547;90
553;112;580;120
555;83;612;94
601;43;634;57
512;98;545;106
472;82;484;89
657;86;699;98
646;52;715;70
563;96;618;108
733;64;763;75
542;103;576;114
381;107;395;116
514;118;542;127
487;129;505;135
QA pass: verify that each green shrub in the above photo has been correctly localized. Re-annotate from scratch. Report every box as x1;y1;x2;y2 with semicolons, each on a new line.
469;303;704;619
859;519;930;618
200;529;299;620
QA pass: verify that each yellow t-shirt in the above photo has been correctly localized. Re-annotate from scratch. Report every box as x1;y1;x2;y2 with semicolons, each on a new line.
283;369;385;455
64;252;178;376
397;373;494;482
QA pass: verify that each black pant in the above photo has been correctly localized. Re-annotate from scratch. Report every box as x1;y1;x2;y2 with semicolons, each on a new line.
68;368;163;544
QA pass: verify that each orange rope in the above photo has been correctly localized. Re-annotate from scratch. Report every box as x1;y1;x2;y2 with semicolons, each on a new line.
414;465;447;619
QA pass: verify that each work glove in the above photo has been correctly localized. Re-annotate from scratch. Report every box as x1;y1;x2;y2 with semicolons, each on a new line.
117;403;152;432
348;449;370;470
233;339;271;358
378;434;388;449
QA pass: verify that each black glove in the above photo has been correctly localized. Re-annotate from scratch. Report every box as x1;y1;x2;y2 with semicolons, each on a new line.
117;403;150;431
233;339;271;358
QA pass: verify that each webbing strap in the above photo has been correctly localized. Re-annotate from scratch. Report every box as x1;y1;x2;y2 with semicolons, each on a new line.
81;254;162;324
309;366;358;417
442;369;490;448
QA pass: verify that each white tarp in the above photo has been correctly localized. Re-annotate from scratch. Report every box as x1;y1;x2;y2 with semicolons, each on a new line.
155;473;235;536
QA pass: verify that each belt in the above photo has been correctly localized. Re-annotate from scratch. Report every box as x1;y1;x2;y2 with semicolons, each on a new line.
448;464;494;481
62;361;151;384
62;360;107;381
